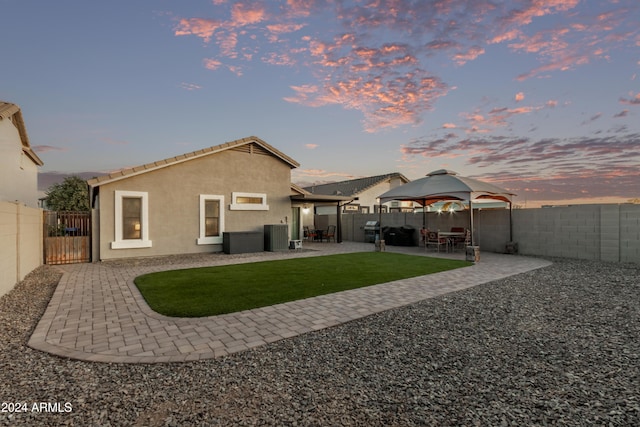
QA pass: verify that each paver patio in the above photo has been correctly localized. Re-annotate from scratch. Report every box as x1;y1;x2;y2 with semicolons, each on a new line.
28;242;551;363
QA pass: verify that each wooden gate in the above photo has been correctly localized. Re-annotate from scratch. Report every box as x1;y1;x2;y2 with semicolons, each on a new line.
44;211;91;264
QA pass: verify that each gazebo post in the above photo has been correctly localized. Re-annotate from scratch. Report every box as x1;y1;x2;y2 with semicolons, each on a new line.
336;202;342;243
509;201;513;242
378;198;382;240
469;199;475;246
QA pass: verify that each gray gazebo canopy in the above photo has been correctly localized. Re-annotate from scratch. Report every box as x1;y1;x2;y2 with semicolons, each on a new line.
378;169;516;246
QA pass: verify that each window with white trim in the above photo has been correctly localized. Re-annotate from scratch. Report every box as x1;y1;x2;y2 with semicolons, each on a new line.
112;190;152;249
229;192;269;211
197;194;224;245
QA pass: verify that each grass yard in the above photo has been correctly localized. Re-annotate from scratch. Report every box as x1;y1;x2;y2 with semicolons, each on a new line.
135;252;471;317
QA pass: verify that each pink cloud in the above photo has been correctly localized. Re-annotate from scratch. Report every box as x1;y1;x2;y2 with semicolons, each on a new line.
499;0;580;27
172;0;639;132
305;143;318;149
203;58;222;70
452;45;485;65
262;51;297;66
174;18;221;43
515;92;525;102
230;3;266;26
266;23;305;34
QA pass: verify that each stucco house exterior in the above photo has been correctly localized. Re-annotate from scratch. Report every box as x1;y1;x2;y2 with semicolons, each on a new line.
304;172;413;215
0;101;43;208
88;136;302;261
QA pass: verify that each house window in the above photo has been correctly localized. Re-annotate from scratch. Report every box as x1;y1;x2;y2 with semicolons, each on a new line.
112;191;152;249
122;197;142;239
230;192;269;211
197;195;224;245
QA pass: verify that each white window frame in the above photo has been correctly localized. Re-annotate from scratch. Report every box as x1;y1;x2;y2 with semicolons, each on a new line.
111;190;152;249
197;194;225;245
229;192;269;211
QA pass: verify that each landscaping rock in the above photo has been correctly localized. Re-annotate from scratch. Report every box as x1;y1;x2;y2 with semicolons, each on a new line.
1;258;638;426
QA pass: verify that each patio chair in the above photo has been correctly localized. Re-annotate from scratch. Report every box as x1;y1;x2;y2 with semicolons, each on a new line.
303;226;317;241
419;228;429;248
426;231;447;252
454;228;471;251
325;225;336;242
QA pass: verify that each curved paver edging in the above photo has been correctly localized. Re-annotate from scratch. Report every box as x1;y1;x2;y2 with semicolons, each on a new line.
28;243;552;364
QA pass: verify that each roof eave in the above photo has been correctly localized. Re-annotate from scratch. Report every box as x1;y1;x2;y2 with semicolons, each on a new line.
88;136;299;188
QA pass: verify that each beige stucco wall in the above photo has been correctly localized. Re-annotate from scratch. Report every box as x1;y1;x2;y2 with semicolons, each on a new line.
94;149;294;260
0;202;43;297
0;118;40;208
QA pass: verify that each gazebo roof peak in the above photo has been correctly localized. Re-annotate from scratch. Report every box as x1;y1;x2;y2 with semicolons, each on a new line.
427;169;458;176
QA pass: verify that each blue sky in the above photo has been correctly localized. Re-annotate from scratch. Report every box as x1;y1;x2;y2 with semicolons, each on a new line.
2;0;639;207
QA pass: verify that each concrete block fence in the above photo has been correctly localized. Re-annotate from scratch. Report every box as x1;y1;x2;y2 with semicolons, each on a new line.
0;201;43;297
316;204;639;264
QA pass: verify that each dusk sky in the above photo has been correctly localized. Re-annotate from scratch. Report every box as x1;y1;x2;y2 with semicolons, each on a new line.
2;0;639;207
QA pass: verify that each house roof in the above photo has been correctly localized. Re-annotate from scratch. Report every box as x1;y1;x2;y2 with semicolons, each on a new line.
88;136;300;187
303;172;410;197
0;101;44;166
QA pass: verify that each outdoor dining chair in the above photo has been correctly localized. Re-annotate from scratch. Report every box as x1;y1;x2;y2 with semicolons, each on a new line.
325;225;336;242
303;226;317;241
426;231;447;252
420;228;428;248
453;229;471;251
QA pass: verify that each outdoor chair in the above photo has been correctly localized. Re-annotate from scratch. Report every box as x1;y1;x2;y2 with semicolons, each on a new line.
426;231;447;252
454;229;471;251
303;226;317;241
325;225;336;242
419;228;429;248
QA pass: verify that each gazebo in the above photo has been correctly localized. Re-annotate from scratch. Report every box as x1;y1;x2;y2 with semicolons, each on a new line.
377;169;516;246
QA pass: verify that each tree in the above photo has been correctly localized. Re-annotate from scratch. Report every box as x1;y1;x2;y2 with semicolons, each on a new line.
45;175;90;211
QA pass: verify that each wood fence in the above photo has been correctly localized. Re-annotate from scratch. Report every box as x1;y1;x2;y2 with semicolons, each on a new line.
43;211;91;264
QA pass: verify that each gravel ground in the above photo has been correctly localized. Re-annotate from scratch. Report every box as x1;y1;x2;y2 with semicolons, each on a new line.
1;257;639;426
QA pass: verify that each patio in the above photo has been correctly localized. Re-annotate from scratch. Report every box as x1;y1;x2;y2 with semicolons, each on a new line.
28;242;550;363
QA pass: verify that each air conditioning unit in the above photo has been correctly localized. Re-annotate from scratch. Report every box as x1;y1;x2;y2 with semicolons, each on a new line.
264;224;288;251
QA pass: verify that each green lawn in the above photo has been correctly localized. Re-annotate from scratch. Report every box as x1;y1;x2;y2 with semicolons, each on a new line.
134;252;471;317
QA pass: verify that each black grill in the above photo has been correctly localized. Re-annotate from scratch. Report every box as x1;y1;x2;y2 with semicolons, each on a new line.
363;221;380;243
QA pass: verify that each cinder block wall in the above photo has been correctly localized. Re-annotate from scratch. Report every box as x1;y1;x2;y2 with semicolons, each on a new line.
316;204;640;263
0;201;43;297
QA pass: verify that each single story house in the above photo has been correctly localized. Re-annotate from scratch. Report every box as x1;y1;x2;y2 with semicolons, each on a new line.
304;172;412;214
88;136;304;261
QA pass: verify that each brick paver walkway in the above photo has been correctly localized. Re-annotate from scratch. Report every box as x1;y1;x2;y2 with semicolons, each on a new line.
28;242;551;363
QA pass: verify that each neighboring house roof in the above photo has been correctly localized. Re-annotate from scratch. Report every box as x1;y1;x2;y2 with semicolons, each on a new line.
88;136;300;187
303;172;410;197
0;101;44;166
290;183;354;203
